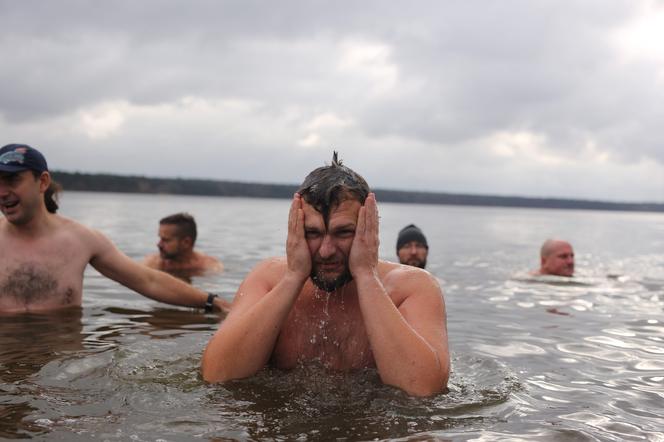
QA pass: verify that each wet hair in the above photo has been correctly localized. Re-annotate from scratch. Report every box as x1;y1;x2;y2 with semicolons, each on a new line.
159;212;197;245
30;171;61;214
297;151;370;223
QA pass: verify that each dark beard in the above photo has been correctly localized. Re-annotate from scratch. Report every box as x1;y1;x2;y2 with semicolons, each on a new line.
159;249;179;260
407;258;426;269
310;266;354;292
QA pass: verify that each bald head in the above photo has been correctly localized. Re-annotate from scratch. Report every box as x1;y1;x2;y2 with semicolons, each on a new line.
539;239;575;277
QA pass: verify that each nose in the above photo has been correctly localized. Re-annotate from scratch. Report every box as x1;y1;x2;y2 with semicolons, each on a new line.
318;234;336;259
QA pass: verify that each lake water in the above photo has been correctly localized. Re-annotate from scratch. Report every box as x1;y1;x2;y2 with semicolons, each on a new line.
1;191;663;441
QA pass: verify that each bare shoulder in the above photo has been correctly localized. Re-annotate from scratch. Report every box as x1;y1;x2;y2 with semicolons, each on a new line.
49;217;122;263
243;256;288;287
36;215;107;250
200;253;224;272
227;257;287;314
53;215;102;238
143;254;160;268
379;260;441;290
378;261;443;305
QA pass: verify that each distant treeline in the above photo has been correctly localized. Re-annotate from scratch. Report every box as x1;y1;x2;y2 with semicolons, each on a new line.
51;171;664;213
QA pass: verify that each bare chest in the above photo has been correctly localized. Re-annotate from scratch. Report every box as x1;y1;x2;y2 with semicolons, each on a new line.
0;236;88;312
272;296;374;370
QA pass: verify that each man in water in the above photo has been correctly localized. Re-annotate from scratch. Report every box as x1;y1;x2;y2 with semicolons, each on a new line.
202;153;449;397
143;212;223;278
0;143;230;313
535;239;575;277
396;224;429;269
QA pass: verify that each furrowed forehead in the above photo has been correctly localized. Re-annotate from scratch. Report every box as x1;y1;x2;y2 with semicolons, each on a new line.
302;202;325;226
327;200;361;225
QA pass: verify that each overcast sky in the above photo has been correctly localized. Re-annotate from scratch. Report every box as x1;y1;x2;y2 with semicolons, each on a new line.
1;1;663;202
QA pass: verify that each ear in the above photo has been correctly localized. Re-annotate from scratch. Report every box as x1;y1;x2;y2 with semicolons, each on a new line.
181;236;194;249
38;171;51;193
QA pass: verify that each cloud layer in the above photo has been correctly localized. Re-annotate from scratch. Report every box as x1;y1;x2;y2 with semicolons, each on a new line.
1;0;663;202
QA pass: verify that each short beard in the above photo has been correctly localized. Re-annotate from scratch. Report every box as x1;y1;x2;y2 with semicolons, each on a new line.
159;249;179;260
310;267;354;292
408;258;427;269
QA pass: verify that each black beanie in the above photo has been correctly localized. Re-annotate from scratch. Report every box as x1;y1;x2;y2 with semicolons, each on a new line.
396;224;428;252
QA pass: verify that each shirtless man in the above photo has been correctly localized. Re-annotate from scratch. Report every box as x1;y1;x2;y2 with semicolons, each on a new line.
143;212;223;278
396;224;429;269
535;239;575;277
202;154;449;397
0;143;230;313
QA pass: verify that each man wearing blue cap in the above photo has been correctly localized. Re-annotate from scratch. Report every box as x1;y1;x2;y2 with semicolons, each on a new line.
0;143;230;313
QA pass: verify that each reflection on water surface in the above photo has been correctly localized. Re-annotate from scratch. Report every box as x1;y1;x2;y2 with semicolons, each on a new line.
1;193;663;440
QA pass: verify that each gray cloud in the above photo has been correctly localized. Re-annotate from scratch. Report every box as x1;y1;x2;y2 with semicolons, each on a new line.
1;0;662;201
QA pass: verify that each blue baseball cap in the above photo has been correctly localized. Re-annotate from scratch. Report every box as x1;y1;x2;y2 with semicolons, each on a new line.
0;144;49;173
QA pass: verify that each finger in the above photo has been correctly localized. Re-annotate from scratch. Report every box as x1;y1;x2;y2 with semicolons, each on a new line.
296;207;305;238
356;205;366;238
288;193;299;233
366;193;378;235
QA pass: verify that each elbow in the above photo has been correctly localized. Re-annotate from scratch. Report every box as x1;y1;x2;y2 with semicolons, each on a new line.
201;346;231;384
402;375;448;397
201;357;234;384
201;345;256;384
394;358;450;397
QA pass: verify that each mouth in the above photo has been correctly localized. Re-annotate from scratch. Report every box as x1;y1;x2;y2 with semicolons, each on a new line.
1;200;19;211
316;262;343;272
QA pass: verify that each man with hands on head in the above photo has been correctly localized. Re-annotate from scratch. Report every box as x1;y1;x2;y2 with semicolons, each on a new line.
202;153;450;397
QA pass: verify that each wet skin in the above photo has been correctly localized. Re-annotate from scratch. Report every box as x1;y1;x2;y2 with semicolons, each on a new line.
202;193;450;396
540;241;575;277
143;224;223;275
397;241;428;269
1;170;230;313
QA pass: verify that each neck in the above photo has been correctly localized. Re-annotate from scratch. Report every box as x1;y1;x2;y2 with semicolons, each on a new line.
164;248;196;264
5;206;52;237
308;279;358;302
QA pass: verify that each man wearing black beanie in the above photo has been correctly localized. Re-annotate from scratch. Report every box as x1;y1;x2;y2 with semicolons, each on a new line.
396;224;428;269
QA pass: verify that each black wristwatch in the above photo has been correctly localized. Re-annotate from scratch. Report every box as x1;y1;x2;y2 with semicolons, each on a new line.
205;293;218;313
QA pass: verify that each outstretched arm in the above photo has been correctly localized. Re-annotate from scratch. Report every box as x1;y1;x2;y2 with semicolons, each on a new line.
350;193;449;396
201;193;311;382
88;229;230;313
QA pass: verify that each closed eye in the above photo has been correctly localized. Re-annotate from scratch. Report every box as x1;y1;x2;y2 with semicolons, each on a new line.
305;230;322;239
335;229;355;238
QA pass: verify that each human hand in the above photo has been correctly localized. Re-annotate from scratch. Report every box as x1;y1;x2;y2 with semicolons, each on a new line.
213;296;232;314
349;193;380;278
286;193;312;281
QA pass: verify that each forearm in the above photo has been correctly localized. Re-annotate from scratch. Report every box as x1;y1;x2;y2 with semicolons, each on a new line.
139;270;210;308
355;272;446;396
202;272;305;382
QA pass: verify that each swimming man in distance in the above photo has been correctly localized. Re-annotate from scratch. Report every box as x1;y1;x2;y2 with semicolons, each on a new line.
396;224;429;269
143;212;223;280
534;239;575;277
202;153;449;397
0;143;230;313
